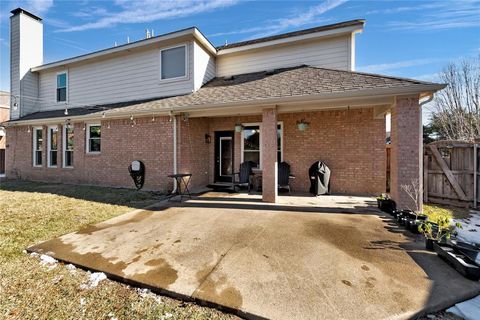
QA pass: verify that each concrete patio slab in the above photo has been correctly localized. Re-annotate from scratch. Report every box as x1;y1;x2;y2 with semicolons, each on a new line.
28;193;480;320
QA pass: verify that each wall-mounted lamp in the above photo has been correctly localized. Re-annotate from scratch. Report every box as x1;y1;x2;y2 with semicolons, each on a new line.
205;133;211;144
296;119;310;131
235;123;243;132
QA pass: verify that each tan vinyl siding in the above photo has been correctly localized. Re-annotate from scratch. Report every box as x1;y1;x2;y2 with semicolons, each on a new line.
38;42;195;111
217;35;351;77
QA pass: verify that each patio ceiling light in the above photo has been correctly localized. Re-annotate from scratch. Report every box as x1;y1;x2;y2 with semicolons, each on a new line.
235;123;243;132
296;119;310;131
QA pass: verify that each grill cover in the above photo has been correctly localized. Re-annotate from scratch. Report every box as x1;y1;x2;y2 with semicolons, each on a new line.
309;161;331;195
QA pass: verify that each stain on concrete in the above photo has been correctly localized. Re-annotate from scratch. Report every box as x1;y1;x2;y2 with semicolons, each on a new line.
131;258;178;288
30;238;128;277
341;280;352;287
194;274;243;309
361;265;370;271
76;211;154;235
174;240;181;244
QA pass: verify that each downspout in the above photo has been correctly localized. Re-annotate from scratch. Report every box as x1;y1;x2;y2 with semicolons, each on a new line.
418;93;434;212
171;110;178;194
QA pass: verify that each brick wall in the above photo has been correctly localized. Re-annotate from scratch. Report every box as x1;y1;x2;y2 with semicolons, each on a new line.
6;116;174;191
5;106;386;195
390;96;422;210
207;107;385;195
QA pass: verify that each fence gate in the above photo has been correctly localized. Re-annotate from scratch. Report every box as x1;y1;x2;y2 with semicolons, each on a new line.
424;140;478;208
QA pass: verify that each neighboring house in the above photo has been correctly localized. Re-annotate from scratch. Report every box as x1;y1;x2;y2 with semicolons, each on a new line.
0;91;10;175
5;8;445;208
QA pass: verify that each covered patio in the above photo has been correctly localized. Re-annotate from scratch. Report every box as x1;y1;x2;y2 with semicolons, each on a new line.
28;192;480;320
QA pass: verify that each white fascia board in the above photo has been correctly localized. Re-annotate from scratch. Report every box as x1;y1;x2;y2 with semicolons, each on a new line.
217;25;364;56
31;28;202;72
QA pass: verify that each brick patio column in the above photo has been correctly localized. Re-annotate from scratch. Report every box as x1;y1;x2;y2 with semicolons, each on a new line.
390;96;423;211
261;107;278;203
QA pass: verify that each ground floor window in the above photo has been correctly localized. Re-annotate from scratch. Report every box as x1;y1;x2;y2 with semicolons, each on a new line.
47;126;58;167
33;127;43;166
63;125;74;167
86;123;101;153
242;123;282;167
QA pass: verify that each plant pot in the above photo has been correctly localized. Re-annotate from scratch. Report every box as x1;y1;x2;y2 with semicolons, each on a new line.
451;240;480;263
379;199;396;214
409;215;428;234
426;238;437;251
434;242;480;280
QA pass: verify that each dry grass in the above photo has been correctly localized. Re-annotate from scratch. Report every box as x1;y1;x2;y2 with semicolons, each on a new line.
423;203;471;223
0;180;236;320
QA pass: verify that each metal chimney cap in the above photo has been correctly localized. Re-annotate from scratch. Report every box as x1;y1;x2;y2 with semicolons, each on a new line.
10;8;43;21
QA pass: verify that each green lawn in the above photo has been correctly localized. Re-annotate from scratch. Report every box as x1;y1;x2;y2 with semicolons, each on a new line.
0;181;236;320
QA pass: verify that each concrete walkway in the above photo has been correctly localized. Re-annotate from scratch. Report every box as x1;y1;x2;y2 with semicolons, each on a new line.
29;193;480;319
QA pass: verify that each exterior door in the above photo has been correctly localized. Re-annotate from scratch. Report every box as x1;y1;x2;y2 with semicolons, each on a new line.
215;131;234;182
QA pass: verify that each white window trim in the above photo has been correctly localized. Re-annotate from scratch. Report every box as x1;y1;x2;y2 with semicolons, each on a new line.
159;43;189;83
63;125;74;168
32;126;43;167
47;125;58;168
55;70;68;104
240;122;283;169
86;123;101;154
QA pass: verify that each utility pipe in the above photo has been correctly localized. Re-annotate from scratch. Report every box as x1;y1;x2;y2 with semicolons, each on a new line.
419;93;434;211
172;111;178;194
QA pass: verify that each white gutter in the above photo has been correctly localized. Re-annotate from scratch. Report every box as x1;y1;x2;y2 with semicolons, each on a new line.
31;28;216;72
4;84;446;127
419;93;434;210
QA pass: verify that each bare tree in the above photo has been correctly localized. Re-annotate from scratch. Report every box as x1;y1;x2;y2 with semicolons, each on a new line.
431;56;480;142
401;178;422;214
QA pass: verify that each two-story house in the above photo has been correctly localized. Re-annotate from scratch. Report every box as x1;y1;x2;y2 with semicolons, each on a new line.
5;8;444;207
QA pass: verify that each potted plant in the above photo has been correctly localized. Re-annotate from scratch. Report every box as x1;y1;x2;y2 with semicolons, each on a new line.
377;194;396;214
419;216;462;251
400;179;428;233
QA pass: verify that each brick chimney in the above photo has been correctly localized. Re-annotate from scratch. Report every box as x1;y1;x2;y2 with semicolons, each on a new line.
10;8;43;120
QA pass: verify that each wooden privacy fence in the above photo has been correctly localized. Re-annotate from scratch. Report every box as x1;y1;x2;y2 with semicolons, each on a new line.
424;140;479;208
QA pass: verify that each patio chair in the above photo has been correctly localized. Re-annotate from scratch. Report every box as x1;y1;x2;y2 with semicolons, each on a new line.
278;161;294;194
232;161;256;192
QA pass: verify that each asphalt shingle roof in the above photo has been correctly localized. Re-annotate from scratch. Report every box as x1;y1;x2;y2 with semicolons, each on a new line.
216;20;365;50
15;65;443;122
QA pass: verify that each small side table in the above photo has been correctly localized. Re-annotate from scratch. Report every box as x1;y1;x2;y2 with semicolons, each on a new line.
167;173;192;202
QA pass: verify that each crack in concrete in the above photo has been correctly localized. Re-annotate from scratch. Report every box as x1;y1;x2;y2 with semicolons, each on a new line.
192;244;236;296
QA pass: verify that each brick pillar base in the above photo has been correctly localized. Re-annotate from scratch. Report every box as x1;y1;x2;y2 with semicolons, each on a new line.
390;96;423;211
262;107;278;203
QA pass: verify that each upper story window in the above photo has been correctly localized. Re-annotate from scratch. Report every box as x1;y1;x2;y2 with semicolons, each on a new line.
160;45;187;80
47;126;58;167
33;127;43;167
86;123;101;153
56;72;67;102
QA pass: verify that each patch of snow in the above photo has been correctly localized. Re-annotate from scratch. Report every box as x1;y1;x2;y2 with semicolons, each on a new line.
454;212;480;244
80;272;107;289
137;288;151;298
161;313;173;320
39;254;57;265
447;295;480;320
65;264;76;271
29;252;39;258
107;312;117;320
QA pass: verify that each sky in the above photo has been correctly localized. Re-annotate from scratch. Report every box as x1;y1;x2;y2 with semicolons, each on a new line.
0;0;479;123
